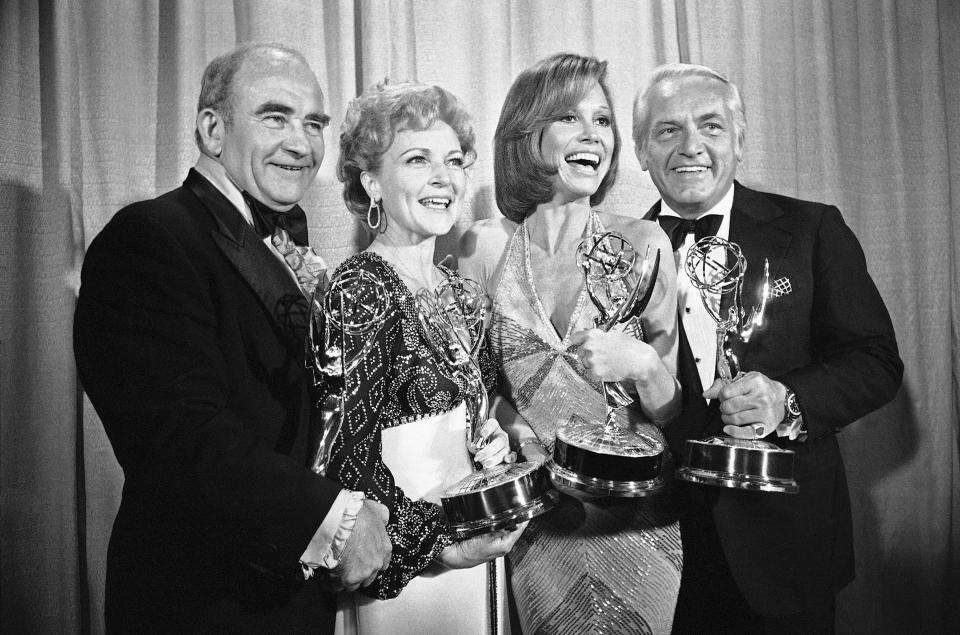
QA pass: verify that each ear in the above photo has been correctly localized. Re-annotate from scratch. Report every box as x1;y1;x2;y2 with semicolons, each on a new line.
196;108;225;157
360;171;380;203
636;145;649;172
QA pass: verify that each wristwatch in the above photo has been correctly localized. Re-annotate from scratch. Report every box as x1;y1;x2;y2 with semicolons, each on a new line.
780;387;807;441
782;388;802;425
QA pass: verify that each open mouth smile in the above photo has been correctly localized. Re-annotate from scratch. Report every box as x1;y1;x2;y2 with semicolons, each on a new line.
565;152;602;172
419;197;452;209
672;165;710;174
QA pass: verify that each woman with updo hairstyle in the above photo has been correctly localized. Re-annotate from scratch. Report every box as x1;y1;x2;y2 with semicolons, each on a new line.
459;53;683;633
325;81;523;635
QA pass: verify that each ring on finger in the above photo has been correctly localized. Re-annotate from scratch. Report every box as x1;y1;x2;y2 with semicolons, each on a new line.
753;424;765;438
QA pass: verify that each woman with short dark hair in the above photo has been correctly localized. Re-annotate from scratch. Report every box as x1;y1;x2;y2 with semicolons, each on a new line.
460;53;682;634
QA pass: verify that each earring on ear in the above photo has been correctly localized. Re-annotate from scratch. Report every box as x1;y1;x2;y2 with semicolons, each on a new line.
366;198;383;231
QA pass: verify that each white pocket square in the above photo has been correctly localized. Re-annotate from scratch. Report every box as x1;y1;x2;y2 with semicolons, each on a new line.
771;277;792;297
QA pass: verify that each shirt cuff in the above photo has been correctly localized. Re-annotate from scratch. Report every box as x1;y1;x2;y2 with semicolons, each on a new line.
299;489;365;579
775;415;806;441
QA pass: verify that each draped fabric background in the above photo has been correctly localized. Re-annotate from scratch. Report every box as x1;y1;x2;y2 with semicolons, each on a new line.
1;1;957;633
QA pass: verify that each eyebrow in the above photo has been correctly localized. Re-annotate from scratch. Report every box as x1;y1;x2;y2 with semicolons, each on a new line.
254;102;294;116
652;111;726;127
697;111;726;122
398;147;464;157
254;101;330;126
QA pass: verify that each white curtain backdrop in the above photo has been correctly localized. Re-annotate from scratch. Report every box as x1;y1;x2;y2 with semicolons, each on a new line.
2;1;957;633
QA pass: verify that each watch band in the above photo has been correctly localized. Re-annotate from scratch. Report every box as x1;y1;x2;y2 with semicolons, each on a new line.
782;387;802;423
780;387;807;441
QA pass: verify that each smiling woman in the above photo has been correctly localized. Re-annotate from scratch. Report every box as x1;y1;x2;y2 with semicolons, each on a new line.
325;81;524;635
458;53;683;635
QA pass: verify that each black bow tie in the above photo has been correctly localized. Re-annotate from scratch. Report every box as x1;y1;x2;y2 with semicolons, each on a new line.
242;191;309;246
658;214;723;251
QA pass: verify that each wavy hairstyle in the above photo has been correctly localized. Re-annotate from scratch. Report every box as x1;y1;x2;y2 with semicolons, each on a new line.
494;53;621;223
337;81;477;219
632;63;746;155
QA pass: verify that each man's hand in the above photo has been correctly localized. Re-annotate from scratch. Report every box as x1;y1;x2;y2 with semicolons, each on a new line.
702;371;787;439
329;499;391;592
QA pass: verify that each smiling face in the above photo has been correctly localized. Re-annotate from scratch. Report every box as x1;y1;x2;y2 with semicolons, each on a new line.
638;76;741;218
217;55;327;210
540;83;615;205
362;120;467;244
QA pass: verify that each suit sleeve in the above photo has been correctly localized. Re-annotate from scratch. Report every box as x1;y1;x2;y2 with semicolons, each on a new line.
778;206;903;439
74;209;342;577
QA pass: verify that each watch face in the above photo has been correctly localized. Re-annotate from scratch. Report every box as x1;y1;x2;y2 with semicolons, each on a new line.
786;392;802;417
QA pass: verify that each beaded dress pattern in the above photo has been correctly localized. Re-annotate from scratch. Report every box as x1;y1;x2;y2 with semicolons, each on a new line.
488;216;682;635
325;251;495;600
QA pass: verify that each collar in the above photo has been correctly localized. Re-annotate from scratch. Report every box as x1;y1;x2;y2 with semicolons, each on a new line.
658;184;734;243
657;183;735;222
194;155;254;226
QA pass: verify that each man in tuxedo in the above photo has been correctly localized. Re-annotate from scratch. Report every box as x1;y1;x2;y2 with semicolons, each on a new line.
633;63;903;633
74;43;391;633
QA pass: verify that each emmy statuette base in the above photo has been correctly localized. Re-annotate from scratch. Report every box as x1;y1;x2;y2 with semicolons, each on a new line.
442;462;559;540
547;460;666;497
675;436;799;494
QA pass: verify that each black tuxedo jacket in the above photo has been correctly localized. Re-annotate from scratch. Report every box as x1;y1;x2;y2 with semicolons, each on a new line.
647;182;903;616
75;170;341;633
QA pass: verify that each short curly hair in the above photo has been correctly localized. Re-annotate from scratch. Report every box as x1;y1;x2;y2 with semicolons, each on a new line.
337;81;477;219
494;53;621;223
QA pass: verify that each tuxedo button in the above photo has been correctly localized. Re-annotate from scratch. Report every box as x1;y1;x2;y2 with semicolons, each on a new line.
695;357;701;363
685;307;692;313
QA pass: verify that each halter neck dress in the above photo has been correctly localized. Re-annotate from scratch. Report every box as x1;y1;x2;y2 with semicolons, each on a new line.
487;215;682;635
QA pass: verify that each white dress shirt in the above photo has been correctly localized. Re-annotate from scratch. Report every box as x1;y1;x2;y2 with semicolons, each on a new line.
659;185;735;396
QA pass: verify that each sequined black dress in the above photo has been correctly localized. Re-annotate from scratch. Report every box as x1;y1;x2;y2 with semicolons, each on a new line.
326;252;506;635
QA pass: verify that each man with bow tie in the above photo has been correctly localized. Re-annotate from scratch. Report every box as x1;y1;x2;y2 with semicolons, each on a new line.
74;44;391;633
634;63;903;633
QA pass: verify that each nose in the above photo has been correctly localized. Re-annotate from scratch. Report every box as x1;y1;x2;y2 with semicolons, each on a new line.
580;119;600;142
429;161;451;186
282;120;311;156
678;126;703;156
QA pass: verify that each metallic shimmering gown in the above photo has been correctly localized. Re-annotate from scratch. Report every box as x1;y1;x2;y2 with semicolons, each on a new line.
488;219;682;635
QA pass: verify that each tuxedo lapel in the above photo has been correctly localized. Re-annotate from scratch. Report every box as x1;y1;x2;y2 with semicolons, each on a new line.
722;183;793;325
642;200;661;222
185;170;310;350
645;187;792;439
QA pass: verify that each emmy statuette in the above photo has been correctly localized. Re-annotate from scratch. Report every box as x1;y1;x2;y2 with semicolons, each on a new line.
674;236;798;494
547;231;668;497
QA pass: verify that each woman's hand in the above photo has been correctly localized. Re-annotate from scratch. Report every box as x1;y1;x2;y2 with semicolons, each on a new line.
469;418;516;468
517;439;550;465
570;328;660;384
438;522;528;569
570;328;681;425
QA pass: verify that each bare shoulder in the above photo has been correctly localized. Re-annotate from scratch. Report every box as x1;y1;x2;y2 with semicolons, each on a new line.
459;216;518;263
595;211;671;252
